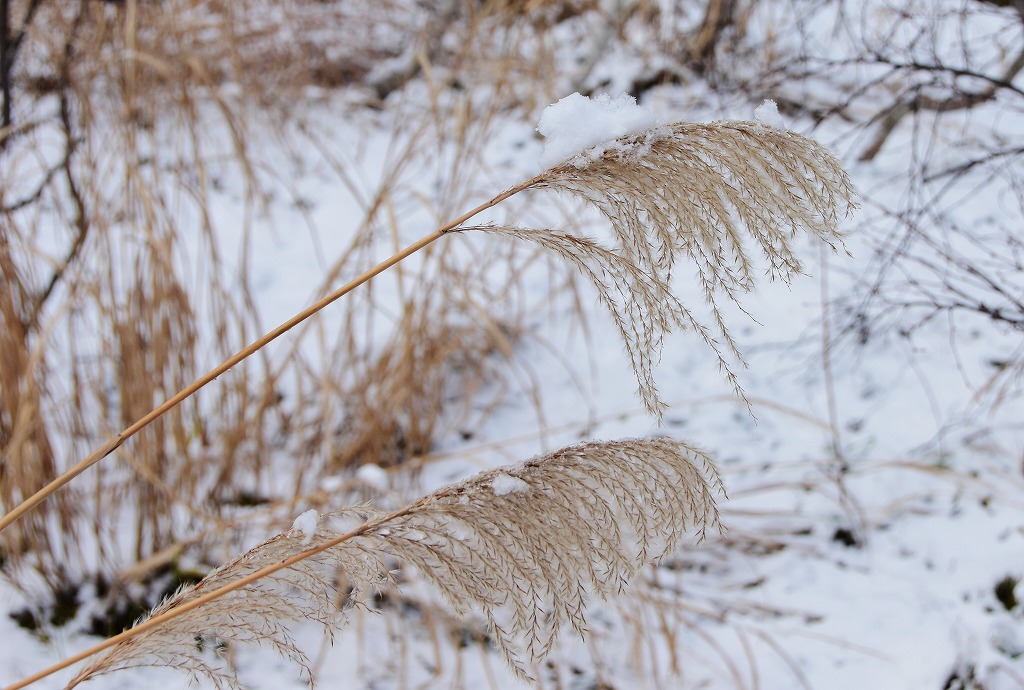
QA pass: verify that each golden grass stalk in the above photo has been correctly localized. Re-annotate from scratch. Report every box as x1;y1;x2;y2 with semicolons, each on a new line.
7;438;722;690
0;183;533;536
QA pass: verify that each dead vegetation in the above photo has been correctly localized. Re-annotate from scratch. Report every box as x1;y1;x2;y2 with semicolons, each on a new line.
55;439;722;690
0;0;570;601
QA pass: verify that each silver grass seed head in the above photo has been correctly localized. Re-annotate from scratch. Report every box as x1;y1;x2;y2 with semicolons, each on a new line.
69;439;723;687
491;120;857;419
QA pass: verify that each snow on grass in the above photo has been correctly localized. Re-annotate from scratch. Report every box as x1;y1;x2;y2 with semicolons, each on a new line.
754;98;786;128
291;509;319;545
355;463;389;491
537;92;661;170
491;472;531;496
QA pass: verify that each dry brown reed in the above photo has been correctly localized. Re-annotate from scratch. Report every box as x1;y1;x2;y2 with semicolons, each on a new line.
491;120;856;418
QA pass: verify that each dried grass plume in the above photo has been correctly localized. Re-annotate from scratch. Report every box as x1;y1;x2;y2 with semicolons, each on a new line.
477;120;857;417
65;438;722;688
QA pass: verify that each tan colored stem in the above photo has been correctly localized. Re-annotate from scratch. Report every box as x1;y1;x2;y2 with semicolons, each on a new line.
5;507;412;690
0;178;536;535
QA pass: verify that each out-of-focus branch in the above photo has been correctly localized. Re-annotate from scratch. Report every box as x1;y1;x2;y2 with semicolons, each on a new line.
977;0;1024;18
859;47;1024;161
25;1;87;332
1;0;9;130
922;145;1024;182
0;0;45;141
689;0;737;71
1;155;61;213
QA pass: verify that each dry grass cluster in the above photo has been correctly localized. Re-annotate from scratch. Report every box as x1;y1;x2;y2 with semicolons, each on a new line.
0;0;569;596
2;114;854;690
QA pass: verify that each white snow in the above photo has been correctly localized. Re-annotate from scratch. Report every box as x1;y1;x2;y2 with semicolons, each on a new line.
318;475;345;492
291;509;319;545
355;463;389;491
754;98;786;128
491;473;531;496
537;92;661;170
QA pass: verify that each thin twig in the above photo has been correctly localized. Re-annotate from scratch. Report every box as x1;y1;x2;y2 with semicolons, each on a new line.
26;40;89;332
859;47;1024;161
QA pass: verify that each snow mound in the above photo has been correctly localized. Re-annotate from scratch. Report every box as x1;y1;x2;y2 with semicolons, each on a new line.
537;92;661;170
491;472;531;496
291;509;319;545
754;99;786;129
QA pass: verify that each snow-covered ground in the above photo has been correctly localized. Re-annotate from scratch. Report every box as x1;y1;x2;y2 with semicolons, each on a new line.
3;2;1024;689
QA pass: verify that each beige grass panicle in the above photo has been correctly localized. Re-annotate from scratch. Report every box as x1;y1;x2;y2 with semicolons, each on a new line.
65;438;723;688
480;120;856;418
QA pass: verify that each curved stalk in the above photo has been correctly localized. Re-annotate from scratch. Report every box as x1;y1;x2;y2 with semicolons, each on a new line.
0;178;538;534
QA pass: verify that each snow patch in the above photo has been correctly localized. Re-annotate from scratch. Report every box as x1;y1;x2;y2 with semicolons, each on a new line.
491;472;531;496
356;463;389;491
319;475;345;492
537;92;661;170
754;99;786;129
291;509;319;545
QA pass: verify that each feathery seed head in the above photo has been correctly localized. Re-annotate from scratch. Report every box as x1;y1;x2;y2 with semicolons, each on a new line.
486;119;857;418
68;439;723;687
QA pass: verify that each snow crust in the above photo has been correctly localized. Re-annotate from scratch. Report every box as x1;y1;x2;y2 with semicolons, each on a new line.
537;92;661;170
491;472;531;496
291;509;319;545
754;99;786;129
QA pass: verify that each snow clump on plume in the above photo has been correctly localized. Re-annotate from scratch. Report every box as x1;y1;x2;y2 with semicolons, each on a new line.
537;92;663;170
491;472;531;496
754;99;786;129
291;509;319;545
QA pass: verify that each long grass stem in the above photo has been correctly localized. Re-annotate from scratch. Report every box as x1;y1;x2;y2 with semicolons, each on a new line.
0;179;535;535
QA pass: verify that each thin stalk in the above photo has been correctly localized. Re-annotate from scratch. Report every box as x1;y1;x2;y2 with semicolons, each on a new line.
0;178;538;534
6;506;413;690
